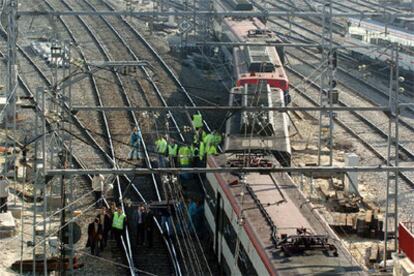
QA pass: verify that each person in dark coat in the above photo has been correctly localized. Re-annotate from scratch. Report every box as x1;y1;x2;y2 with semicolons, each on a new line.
144;206;154;248
97;207;112;250
87;217;103;256
134;204;146;246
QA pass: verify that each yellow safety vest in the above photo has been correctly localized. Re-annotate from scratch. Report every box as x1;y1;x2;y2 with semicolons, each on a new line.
168;144;178;157
192;114;203;129
206;144;217;156
203;133;214;146
198;142;205;160
155;138;168;154
112;212;126;230
178;146;192;166
213;133;222;145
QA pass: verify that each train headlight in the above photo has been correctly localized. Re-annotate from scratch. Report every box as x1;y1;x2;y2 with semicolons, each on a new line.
399;87;405;94
398;76;405;83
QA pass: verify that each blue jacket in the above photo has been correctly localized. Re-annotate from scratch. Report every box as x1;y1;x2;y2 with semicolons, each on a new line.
130;130;142;146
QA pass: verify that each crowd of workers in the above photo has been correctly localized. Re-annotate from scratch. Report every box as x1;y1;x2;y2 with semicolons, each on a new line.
87;114;216;255
87;199;204;256
87;203;134;256
152;114;222;168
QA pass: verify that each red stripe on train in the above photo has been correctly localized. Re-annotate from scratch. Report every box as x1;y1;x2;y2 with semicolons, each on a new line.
237;78;289;91
208;157;277;276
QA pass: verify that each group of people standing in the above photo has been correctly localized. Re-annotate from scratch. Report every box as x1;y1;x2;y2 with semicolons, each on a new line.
87;203;156;256
154;114;222;168
127;114;222;168
133;204;155;247
87;205;127;256
87;206;113;256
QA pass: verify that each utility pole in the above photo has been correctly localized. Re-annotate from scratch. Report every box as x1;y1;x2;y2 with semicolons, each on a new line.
6;0;17;121
383;44;401;270
318;0;336;166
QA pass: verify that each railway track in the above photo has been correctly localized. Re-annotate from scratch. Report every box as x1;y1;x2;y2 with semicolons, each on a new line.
0;1;135;274
42;0;214;274
260;0;414;95
41;0;184;274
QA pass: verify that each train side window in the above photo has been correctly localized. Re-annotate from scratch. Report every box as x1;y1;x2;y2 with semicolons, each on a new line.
377;38;391;47
237;246;258;276
205;180;216;213
222;213;237;254
350;34;363;41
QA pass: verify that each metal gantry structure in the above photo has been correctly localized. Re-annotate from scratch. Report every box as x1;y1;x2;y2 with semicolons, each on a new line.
2;0;413;274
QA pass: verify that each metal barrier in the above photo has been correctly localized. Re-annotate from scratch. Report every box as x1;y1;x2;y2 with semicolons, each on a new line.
399;222;414;263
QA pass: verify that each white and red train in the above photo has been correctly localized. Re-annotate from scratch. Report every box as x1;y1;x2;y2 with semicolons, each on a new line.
194;14;364;276
214;17;291;104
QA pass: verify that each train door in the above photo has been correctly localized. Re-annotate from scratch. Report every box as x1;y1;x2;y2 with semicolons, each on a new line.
215;192;223;264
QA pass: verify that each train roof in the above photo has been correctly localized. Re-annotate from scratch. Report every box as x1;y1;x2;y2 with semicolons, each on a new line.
207;155;365;275
224;84;290;164
223;17;272;42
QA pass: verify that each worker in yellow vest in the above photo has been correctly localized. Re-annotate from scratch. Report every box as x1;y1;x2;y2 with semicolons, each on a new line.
167;142;178;166
112;207;127;248
155;135;168;167
202;132;215;147
178;145;192;167
206;143;218;156
192;141;206;167
178;145;193;179
213;131;222;146
193;128;206;144
192;113;203;130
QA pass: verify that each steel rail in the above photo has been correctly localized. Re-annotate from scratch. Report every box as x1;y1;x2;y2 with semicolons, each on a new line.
70;105;390;112
0;4;111;274
266;9;414;98
64;0;183;273
92;0;213;273
83;0;185;143
57;0;177;273
286;51;414;161
45;165;414;175
258;0;346;35
94;1;214;273
16;10;413;17
289;44;414;131
101;0;215;135
43;0;138;273
286;67;414;189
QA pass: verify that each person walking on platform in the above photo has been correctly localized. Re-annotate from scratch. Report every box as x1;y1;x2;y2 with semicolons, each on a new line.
144;206;154;248
128;127;143;160
167;142;178;167
92;174;105;208
87;217;103;256
155;135;168;167
0;175;9;213
134;204;146;246
97;207;112;250
112;207;127;248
